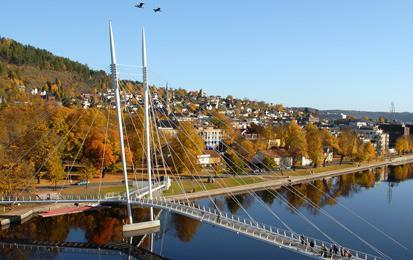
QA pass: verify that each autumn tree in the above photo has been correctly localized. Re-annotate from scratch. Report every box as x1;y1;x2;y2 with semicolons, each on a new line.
233;137;256;162
275;104;285;112
363;142;376;162
0;155;34;196
84;128;117;172
274;125;288;148
80;165;96;187
285;120;307;168
320;128;339;167
170;121;205;173
305;124;323;168
46;152;65;190
337;130;359;164
355;142;376;163
395;136;411;155
210;112;238;145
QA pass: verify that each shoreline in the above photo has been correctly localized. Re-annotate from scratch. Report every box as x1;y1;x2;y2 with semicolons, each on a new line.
2;155;413;227
166;155;413;200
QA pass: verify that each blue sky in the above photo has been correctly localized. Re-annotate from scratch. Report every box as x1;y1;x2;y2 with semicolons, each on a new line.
2;0;413;112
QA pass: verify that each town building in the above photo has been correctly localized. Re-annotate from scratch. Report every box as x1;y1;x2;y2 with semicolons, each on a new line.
197;150;221;167
253;149;293;169
378;124;410;149
357;126;390;155
197;126;224;150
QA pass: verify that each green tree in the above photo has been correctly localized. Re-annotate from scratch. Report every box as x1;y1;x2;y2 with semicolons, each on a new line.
262;156;276;170
225;150;246;174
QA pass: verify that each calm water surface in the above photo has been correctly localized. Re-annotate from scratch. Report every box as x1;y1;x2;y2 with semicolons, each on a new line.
1;164;413;259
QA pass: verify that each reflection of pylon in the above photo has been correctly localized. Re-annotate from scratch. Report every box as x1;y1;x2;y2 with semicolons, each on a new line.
390;102;396;122
387;183;394;204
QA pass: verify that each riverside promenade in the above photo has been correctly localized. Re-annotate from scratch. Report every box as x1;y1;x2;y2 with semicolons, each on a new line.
167;155;413;201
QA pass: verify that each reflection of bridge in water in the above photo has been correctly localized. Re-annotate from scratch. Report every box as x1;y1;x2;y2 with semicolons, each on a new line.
0;239;165;259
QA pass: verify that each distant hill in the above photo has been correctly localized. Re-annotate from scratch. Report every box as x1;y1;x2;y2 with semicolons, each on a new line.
320;110;413;123
0;37;104;79
0;37;110;102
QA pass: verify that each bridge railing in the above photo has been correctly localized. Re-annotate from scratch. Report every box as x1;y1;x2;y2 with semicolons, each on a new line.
0;195;383;260
134;197;384;260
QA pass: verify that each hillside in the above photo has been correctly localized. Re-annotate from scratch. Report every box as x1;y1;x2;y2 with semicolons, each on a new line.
0;37;110;103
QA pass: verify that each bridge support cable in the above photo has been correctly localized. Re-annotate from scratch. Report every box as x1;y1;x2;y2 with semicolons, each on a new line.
117;79;149;198
130;198;384;260
205;114;392;258
143;77;340;240
120;99;142;192
15;107;87;198
0;196;385;259
57;110;100;196
165;109;350;248
118;80;190;202
120;76;194;203
307;181;409;251
13;112;57;163
284;185;390;259
148;89;298;230
97;106;112;199
148;104;255;221
149;86;307;229
118;80;220;207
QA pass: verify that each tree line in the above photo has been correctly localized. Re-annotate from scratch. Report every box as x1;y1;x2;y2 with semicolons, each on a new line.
0;37;107;80
0;101;380;195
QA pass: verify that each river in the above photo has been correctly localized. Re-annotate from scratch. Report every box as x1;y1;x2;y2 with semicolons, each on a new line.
1;164;413;259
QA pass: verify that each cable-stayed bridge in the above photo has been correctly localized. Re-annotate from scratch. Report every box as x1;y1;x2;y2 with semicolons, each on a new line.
0;22;399;260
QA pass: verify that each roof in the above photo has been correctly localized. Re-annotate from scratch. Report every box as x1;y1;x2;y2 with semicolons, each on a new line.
157;120;178;129
203;150;220;158
258;149;290;158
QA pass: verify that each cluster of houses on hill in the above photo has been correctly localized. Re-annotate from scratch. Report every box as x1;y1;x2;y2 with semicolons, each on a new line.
28;86;413;172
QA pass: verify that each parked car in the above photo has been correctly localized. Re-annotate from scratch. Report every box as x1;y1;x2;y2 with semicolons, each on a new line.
75;180;90;186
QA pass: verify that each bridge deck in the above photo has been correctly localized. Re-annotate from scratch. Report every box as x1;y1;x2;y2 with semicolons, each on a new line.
0;195;383;260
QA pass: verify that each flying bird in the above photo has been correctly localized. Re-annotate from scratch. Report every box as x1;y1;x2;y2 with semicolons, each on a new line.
153;7;161;12
134;3;144;8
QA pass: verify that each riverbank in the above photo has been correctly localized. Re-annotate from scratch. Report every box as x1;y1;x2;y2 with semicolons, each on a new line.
166;155;413;200
0;202;93;227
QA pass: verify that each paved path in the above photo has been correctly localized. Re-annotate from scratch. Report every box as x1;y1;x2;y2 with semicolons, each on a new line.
167;155;413;201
